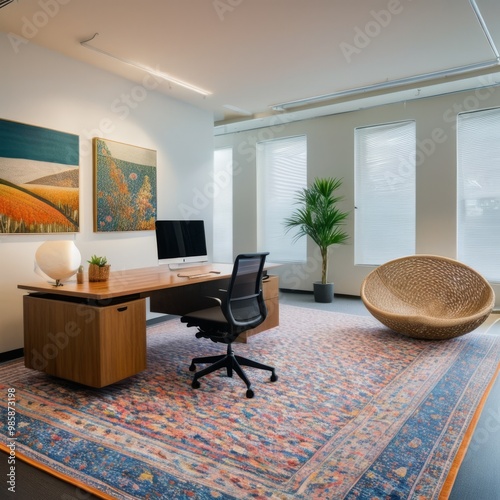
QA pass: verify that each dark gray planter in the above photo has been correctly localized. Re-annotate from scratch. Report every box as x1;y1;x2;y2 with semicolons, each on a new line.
313;282;334;303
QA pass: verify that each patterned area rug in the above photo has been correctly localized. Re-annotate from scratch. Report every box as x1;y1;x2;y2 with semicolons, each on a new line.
1;305;499;499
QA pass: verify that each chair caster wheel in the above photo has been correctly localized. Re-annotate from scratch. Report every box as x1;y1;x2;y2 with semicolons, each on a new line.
189;363;196;372
270;373;278;382
192;380;200;389
246;388;254;398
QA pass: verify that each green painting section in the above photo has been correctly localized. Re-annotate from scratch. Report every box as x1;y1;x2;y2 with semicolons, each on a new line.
0;119;79;166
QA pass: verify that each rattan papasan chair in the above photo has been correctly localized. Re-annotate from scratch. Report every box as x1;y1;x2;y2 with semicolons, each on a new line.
360;255;495;340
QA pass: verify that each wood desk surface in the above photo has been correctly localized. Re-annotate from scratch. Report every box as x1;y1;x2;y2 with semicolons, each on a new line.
18;263;236;301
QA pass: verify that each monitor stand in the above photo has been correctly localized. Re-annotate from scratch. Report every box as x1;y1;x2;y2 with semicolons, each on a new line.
166;260;208;271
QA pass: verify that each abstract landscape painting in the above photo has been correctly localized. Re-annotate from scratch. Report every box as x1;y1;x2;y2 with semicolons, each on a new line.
0;119;79;234
93;138;157;232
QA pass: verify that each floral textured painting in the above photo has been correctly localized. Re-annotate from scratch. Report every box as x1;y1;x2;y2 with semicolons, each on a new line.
0;119;79;233
93;138;157;232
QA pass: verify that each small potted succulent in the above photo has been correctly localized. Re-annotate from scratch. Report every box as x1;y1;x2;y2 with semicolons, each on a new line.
87;255;110;282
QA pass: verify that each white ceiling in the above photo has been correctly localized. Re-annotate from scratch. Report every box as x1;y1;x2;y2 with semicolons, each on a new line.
1;0;500;132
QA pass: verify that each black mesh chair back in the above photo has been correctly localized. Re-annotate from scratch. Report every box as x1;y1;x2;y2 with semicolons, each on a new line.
222;253;268;331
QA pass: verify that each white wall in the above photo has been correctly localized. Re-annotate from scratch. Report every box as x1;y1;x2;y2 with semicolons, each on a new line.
215;82;500;305
3;36;500;355
0;35;214;353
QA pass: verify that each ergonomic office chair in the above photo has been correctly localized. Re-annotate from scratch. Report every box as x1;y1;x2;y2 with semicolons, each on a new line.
180;252;278;398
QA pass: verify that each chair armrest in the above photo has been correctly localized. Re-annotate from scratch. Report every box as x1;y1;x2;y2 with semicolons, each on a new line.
206;296;222;306
207;289;227;305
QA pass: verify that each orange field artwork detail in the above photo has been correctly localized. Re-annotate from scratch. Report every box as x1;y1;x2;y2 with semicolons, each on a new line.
23;184;79;221
0;184;77;233
0;118;80;233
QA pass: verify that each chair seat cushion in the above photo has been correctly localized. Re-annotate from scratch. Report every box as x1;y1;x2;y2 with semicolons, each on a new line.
183;306;227;324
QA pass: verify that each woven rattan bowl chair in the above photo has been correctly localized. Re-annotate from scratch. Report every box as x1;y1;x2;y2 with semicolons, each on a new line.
360;255;495;340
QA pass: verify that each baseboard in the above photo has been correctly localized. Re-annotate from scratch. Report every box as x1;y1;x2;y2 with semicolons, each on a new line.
0;348;24;364
279;289;361;299
146;315;176;326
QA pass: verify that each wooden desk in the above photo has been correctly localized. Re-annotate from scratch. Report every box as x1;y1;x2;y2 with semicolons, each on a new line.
18;264;279;388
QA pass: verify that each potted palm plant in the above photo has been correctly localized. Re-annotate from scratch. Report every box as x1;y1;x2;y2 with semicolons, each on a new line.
284;177;349;303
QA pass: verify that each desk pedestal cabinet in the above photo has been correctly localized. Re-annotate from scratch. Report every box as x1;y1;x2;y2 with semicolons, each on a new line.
20;267;279;388
23;295;146;388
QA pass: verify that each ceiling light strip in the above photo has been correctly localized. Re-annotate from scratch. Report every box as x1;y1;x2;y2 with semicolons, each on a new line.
271;59;500;111
469;0;500;60
80;34;211;97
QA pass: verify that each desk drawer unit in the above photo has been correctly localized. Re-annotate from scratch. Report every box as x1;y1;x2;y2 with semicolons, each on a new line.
23;294;146;388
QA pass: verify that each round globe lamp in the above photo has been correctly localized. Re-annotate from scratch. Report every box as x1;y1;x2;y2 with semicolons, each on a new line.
35;241;82;286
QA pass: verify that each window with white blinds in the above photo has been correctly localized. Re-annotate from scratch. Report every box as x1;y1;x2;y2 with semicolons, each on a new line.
457;107;500;282
354;121;416;265
257;135;307;262
213;147;233;263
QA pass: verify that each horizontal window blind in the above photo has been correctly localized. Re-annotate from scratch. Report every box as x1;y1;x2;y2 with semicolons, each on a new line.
355;121;416;265
257;136;307;262
213;147;233;263
457;107;500;281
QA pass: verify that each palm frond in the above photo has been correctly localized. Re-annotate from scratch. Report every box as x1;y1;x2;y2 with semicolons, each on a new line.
283;177;349;284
